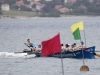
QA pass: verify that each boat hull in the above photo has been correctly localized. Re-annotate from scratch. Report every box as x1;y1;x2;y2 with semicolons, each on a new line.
23;46;95;59
50;46;95;59
35;46;95;59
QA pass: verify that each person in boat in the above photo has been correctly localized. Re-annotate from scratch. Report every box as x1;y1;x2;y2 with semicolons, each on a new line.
61;44;65;52
25;39;36;52
79;41;85;49
69;44;75;51
64;44;70;52
36;44;42;52
73;43;80;50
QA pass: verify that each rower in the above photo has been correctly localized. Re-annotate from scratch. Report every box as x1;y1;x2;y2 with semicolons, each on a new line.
79;41;85;49
70;44;75;51
25;39;36;52
64;44;70;52
73;43;80;50
36;44;42;53
61;44;65;52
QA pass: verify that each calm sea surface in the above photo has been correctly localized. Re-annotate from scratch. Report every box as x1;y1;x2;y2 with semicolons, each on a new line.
0;17;100;75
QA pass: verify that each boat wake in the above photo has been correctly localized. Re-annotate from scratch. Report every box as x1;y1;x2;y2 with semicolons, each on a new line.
0;52;36;58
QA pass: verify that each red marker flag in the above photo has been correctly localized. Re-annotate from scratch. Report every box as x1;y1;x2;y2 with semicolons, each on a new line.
42;33;61;56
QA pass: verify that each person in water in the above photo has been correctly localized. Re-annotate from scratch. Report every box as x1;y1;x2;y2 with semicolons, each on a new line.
25;39;36;52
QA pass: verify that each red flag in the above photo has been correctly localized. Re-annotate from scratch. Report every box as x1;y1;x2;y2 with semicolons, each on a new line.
42;33;61;56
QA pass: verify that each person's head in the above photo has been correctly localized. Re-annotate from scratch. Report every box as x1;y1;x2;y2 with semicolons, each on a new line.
61;44;63;46
71;44;74;47
74;43;76;46
66;44;69;47
38;44;41;48
27;39;30;43
81;41;84;45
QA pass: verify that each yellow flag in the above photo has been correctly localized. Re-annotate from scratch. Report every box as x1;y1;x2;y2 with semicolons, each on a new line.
71;21;84;32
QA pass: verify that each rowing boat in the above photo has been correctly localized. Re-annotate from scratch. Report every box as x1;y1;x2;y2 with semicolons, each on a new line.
23;46;95;59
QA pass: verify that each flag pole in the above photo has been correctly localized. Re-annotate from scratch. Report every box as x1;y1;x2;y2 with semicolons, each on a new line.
58;33;64;75
61;52;64;75
80;39;85;65
83;30;87;47
80;23;89;71
82;21;87;47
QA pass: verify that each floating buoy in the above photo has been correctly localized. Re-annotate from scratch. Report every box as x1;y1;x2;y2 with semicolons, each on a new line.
80;65;89;71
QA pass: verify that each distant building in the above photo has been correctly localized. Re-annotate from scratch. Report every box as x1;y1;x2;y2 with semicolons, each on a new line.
31;0;52;2
45;0;52;1
64;0;76;4
36;4;45;10
64;0;68;3
16;0;24;6
88;0;100;4
35;2;45;10
30;1;45;10
58;7;70;13
35;0;41;1
27;0;31;1
1;4;10;11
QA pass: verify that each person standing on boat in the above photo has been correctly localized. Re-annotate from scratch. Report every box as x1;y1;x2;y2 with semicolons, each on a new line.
25;39;36;52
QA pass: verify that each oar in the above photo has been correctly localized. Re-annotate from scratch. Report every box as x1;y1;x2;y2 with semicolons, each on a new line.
93;53;100;57
24;43;32;52
84;50;100;58
24;43;37;52
24;43;30;48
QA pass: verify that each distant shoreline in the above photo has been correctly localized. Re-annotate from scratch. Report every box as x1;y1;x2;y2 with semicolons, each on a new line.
0;15;100;19
1;10;100;19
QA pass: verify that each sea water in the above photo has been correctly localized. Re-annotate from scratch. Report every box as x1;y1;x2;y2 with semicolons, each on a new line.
0;17;100;75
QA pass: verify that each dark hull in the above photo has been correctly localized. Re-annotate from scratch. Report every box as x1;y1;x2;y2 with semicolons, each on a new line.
52;46;95;59
23;46;95;59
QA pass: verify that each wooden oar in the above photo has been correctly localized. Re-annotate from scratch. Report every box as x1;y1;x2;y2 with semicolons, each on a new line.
93;53;100;57
24;43;32;52
85;50;100;58
24;43;34;50
24;43;30;48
